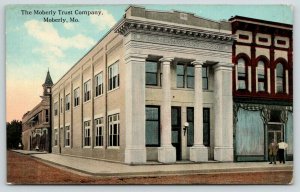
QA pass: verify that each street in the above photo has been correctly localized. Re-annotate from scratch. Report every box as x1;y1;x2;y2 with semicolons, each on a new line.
7;151;293;184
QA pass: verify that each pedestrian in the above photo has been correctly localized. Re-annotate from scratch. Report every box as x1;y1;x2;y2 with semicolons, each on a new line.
278;139;288;164
269;139;278;164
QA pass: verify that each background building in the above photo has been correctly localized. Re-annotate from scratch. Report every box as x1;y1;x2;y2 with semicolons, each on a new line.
230;16;293;161
22;70;53;152
51;6;235;164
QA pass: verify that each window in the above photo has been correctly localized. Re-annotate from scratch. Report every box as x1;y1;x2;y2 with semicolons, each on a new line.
239;34;249;40
54;128;58;146
60;98;63;113
258;37;268;43
74;88;80;107
84;120;91;146
108;114;120;147
277;40;286;45
257;61;266;91
84;80;91;102
65;94;70;111
186;108;210;147
146;61;159;86
108;61;119;91
54;102;58;116
95;72;103;97
145;106;160;146
95;118;104;146
65;126;70;147
176;64;185;88
187;107;194;147
176;64;195;88
202;66;209;90
276;63;284;93
203;108;210;146
45;109;49;122
237;58;246;90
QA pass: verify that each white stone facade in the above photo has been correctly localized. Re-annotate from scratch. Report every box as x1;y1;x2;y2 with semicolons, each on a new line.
51;6;235;164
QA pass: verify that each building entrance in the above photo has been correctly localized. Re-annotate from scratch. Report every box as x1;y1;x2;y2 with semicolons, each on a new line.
171;107;181;160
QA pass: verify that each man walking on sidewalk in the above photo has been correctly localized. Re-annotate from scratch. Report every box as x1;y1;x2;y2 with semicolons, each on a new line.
269;140;278;164
278;139;288;164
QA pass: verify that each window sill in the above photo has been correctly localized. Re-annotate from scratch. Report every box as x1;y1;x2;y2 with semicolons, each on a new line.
83;146;91;149
107;87;120;94
94;146;104;149
64;146;71;148
107;146;120;149
94;94;104;100
146;85;162;89
73;105;80;109
83;100;91;104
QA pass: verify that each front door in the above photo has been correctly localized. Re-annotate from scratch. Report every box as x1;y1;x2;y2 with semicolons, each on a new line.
171;107;181;160
267;124;283;145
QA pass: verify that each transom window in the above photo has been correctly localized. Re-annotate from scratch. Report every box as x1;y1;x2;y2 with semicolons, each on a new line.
65;126;70;147
95;118;104;147
176;64;194;88
95;72;103;97
84;120;91;146
257;61;266;92
108;61;119;91
74;87;80;107
108;114;120;147
237;58;246;90
84;80;91;102
145;106;160;146
65;94;70;111
276;63;284;93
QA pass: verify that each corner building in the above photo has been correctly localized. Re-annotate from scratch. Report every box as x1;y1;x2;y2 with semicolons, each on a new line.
230;16;293;161
51;6;235;164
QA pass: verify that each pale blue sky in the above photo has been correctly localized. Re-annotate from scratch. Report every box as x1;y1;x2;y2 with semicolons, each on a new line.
6;4;293;121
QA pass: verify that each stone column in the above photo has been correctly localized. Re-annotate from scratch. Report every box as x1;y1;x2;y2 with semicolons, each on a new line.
189;61;208;162
158;57;176;163
124;53;147;164
213;62;234;161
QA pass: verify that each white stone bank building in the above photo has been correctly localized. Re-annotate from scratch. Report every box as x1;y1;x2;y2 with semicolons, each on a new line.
51;6;235;164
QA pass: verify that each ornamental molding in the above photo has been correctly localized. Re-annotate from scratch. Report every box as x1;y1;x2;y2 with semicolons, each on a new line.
115;19;235;43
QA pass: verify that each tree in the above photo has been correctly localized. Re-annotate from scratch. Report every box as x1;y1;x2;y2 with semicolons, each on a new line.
7;120;22;149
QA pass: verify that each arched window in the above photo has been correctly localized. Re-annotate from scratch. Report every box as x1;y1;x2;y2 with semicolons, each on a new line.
257;61;266;91
237;58;246;90
276;63;284;93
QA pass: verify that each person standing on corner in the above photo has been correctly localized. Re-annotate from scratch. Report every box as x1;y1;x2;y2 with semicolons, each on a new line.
278;139;288;164
269;139;278;164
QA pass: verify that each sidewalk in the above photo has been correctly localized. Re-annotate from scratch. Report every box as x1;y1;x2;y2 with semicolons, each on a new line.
12;150;293;177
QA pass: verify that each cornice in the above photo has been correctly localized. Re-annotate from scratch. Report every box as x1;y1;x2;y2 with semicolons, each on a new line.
115;19;235;42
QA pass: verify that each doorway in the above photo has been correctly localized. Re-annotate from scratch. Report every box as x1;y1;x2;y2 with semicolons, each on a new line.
171;107;181;160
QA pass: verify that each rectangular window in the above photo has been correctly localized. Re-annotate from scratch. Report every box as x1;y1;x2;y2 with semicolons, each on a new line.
176;64;185;88
258;37;268;43
239;34;249;40
95;118;104;146
277;40;286;45
108;114;120;147
60;98;63;113
74;87;80;107
45;109;49;122
108;61;119;91
146;106;160;146
146;61;159;86
203;108;210;146
54;128;58;146
202;66;209;90
65;94;70;111
65;126;70;147
187;65;195;88
54;102;58;116
84;80;91;102
84;120;91;146
95;72;103;97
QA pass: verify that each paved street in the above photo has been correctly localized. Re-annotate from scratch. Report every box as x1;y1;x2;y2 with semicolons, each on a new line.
7;150;293;184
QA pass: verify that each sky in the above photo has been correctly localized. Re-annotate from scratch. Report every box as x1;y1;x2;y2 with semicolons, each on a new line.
5;4;293;122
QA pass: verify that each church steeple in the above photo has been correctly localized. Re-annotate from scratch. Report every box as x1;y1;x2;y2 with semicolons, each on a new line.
43;69;53;96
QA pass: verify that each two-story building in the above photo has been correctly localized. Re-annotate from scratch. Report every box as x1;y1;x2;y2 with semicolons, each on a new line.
22;70;53;152
51;6;235;164
229;16;293;161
